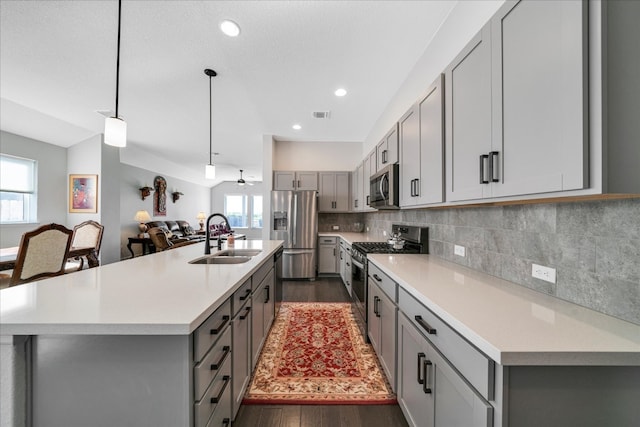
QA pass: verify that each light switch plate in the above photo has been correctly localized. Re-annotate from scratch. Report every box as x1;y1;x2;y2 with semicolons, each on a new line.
454;245;466;257
332;225;339;230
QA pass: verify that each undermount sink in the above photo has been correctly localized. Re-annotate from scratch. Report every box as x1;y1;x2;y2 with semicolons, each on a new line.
215;249;262;257
189;256;252;265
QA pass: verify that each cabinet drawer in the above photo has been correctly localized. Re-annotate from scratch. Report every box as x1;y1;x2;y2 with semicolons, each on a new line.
319;236;337;244
398;287;494;400
252;260;273;292
194;298;231;362
368;262;397;302
194;326;232;401
232;278;252;315
194;353;231;427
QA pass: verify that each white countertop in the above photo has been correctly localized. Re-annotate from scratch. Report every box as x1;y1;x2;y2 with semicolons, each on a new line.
318;231;383;245
369;254;640;366
0;240;283;336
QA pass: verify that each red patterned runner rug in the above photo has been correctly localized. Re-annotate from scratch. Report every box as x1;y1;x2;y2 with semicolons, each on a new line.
243;302;396;405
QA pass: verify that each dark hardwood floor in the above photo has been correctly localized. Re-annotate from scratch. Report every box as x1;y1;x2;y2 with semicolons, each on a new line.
233;277;409;427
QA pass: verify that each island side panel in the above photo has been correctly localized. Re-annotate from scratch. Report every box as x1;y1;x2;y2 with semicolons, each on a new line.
504;365;640;427
32;334;191;427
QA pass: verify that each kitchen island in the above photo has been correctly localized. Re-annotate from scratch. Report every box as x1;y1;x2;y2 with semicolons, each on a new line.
0;240;283;427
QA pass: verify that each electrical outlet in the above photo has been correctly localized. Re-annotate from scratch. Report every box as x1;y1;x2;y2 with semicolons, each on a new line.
332;225;339;231
366;226;370;232
454;245;466;257
532;263;556;283
383;230;387;236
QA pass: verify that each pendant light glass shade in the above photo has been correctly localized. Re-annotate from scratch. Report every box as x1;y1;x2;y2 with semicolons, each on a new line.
104;117;127;147
205;163;216;180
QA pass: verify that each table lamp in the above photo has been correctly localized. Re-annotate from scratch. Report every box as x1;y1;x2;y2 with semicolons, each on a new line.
197;212;206;231
134;210;152;236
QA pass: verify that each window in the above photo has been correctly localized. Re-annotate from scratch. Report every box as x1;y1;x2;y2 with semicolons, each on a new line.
0;154;37;224
224;194;263;229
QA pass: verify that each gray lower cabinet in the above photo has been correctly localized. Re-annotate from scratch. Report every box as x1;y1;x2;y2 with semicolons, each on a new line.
397;313;493;427
367;278;397;392
251;268;275;369
231;279;252;419
318;236;338;274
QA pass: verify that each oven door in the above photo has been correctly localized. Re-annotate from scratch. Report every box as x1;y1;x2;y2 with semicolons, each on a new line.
350;255;367;337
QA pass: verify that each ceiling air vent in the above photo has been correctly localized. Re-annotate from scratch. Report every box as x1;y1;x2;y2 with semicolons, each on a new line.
312;111;331;119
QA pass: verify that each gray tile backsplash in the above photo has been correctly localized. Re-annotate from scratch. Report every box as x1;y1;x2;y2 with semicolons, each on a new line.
363;198;640;325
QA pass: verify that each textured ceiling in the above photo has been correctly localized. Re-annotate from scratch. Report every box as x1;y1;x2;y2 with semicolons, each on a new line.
0;0;457;186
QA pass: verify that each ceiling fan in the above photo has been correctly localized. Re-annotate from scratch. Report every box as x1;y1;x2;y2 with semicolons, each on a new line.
236;169;254;186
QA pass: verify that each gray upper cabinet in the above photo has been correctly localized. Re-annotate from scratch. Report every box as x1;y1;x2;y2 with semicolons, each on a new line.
351;163;363;212
400;75;444;208
445;25;493;202
364;149;377;210
377;124;399;171
490;0;587;197
318;172;350;212
273;171;318;191
446;0;587;202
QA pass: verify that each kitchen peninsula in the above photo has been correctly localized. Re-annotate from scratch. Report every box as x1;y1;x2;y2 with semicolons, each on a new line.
0;240;283;427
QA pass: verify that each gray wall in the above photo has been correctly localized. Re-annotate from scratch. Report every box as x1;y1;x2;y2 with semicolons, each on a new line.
0;131;67;247
365;198;640;325
119;164;211;258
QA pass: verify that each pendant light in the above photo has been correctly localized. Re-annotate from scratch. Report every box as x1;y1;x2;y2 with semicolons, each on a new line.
204;68;217;179
104;0;127;147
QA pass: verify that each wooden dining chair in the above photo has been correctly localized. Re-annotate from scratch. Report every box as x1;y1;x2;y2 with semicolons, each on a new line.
10;223;73;286
65;220;104;272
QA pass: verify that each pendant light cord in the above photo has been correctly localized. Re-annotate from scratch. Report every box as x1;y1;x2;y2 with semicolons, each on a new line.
115;0;122;117
209;74;212;165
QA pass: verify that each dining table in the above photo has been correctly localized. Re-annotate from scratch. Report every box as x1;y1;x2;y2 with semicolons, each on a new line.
0;246;99;272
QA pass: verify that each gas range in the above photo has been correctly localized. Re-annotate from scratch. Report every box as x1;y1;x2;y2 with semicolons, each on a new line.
350;225;428;343
351;241;423;255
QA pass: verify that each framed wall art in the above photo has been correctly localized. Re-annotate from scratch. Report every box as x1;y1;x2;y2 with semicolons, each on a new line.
69;174;98;213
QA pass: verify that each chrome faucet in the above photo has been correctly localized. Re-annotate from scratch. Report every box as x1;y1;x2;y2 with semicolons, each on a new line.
205;213;231;255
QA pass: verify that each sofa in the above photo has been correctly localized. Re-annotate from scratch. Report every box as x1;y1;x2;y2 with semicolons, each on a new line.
145;220;203;241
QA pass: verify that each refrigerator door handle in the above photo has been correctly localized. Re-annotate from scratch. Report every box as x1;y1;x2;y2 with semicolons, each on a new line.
292;192;298;246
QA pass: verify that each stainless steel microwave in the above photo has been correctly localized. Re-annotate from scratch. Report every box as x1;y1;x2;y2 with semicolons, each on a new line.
369;163;399;209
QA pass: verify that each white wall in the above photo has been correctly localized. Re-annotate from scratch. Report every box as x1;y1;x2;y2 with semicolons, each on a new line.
273;140;363;171
119;164;211;258
210;181;265;240
364;0;505;153
0;131;67;247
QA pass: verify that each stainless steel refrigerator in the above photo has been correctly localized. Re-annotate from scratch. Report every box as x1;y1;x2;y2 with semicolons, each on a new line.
271;190;318;279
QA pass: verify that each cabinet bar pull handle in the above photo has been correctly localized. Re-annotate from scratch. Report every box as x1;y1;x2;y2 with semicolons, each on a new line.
210;375;231;403
411;179;415;197
489;151;500;182
373;274;382;282
422;360;433;394
298;180;301;188
239;306;251;320
374;296;381;317
210;346;230;370
222;418;231;427
264;285;270;303
239;288;251;301
417;352;425;384
210;315;230;335
479;154;489;184
366;195;370;206
414;179;419;196
415;315;437;335
292;180;296;188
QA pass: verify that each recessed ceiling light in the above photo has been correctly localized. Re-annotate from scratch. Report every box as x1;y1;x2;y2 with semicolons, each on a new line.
220;20;240;37
334;88;347;97
292;124;302;130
